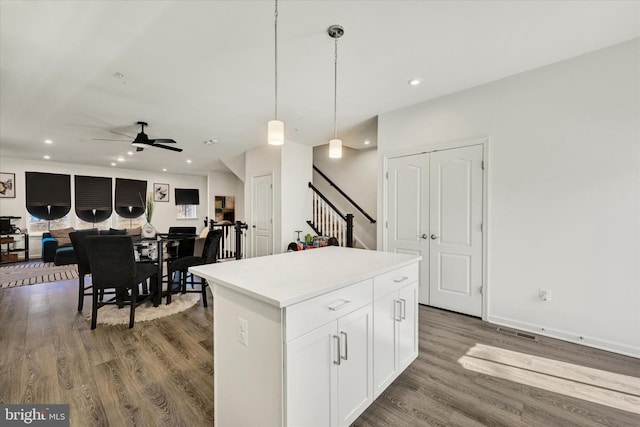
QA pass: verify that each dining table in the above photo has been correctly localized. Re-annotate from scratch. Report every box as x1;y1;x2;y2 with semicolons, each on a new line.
134;233;198;306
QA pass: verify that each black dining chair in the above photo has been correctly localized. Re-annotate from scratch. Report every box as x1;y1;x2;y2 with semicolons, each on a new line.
69;228;100;311
166;229;223;307
166;226;197;260
85;235;159;329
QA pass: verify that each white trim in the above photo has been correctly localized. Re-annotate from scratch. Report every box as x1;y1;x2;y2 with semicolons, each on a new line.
381;136;490;320
488;315;640;359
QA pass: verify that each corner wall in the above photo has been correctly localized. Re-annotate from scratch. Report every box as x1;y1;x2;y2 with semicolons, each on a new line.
377;39;640;357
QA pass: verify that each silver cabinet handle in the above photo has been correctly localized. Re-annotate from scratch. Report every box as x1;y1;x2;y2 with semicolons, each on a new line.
340;331;348;361
328;300;351;311
333;335;341;365
393;276;408;283
400;298;406;320
431;234;439;240
394;299;402;322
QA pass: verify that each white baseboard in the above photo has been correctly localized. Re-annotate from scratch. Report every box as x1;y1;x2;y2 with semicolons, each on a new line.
487;315;640;359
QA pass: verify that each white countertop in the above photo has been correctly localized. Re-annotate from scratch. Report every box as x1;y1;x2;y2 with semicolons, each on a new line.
189;246;421;308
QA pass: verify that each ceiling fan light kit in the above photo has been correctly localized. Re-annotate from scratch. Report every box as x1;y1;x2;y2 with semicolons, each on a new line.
129;121;183;152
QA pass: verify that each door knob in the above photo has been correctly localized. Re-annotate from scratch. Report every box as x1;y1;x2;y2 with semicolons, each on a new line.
430;234;439;240
419;234;428;240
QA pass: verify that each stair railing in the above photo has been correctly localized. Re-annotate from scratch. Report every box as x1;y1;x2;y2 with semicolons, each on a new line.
313;165;376;224
308;183;354;247
209;220;248;260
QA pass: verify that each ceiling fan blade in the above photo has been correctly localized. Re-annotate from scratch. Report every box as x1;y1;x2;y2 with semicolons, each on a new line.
109;130;134;138
92;138;129;142
153;144;183;152
136;147;144;152
149;138;177;144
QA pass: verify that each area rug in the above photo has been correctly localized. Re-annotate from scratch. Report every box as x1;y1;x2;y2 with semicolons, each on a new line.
0;262;78;288
86;293;201;326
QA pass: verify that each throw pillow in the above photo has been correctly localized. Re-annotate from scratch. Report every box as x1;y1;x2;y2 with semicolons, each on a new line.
108;228;127;235
49;227;75;246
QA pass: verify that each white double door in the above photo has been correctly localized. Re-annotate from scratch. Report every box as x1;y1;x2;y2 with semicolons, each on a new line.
386;145;484;317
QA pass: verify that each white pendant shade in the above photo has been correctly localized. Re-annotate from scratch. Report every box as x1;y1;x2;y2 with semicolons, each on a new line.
329;138;342;158
268;120;284;145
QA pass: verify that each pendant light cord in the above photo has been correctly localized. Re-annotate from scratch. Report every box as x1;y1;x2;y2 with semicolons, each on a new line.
274;0;279;120
333;38;338;139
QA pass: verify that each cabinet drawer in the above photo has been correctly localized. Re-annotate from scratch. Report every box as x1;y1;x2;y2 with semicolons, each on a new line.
285;279;372;342
373;263;418;300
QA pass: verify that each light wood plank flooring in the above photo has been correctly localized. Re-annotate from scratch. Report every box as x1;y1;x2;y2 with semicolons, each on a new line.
0;278;638;426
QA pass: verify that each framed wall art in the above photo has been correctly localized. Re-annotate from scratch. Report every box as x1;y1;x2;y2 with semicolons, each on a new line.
0;173;15;198
153;183;169;202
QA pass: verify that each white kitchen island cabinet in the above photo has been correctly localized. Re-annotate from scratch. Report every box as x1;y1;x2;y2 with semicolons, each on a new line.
190;246;421;427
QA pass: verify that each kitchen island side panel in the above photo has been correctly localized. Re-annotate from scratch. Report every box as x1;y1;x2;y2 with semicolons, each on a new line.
214;284;284;427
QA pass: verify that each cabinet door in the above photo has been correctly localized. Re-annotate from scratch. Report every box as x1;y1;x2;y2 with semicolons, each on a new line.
397;282;418;370
286;321;338;427
373;291;398;398
337;305;373;427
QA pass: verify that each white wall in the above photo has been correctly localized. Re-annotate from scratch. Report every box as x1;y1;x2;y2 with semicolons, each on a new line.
281;142;312;250
0;157;207;257
207;170;245;224
377;39;640;357
313;144;377;249
244;141;312;256
245;144;281;256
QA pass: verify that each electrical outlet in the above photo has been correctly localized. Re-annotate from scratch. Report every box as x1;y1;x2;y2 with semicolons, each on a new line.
539;288;551;302
238;316;249;346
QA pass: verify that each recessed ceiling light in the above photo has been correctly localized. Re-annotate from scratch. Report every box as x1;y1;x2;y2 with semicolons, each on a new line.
44;139;53;144
162;168;167;172
43;155;50;159
203;139;219;145
117;157;125;162
127;151;134;156
408;78;421;86
111;162;116;166
363;140;371;145
186;159;192;164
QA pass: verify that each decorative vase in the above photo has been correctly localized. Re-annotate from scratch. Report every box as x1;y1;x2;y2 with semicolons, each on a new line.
142;222;156;239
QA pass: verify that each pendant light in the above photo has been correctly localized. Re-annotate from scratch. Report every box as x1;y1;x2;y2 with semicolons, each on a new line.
268;0;284;145
328;25;344;158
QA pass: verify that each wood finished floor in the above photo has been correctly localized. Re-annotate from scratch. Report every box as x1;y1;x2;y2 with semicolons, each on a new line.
1;278;638;426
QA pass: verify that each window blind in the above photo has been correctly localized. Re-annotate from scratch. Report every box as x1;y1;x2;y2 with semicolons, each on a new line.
175;188;199;205
115;178;147;219
75;175;112;223
25;172;71;220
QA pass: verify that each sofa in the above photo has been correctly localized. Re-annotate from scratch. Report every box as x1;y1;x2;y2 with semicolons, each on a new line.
42;226;141;265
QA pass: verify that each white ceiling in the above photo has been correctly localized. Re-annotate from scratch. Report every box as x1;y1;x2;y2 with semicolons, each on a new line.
1;1;638;176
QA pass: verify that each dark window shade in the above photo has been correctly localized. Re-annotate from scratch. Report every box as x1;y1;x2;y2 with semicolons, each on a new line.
25;172;71;220
115;178;147;219
175;188;199;205
75;175;113;223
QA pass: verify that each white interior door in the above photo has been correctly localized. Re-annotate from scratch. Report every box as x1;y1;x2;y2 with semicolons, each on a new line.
386;155;430;304
252;174;273;257
429;145;483;316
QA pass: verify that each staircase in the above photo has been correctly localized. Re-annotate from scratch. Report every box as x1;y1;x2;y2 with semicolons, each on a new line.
307;165;376;249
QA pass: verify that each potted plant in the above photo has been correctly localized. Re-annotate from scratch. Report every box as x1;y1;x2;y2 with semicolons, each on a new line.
142;192;156;239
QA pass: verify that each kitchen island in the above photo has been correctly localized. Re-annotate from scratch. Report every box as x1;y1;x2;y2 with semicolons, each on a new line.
190;246;421;427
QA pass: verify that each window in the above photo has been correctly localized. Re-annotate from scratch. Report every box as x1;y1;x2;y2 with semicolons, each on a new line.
177;205;197;219
115;215;145;229
27;214;70;233
75;217;111;231
175;188;199;219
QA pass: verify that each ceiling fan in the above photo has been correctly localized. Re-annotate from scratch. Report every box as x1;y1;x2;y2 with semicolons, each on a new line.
93;121;183;152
